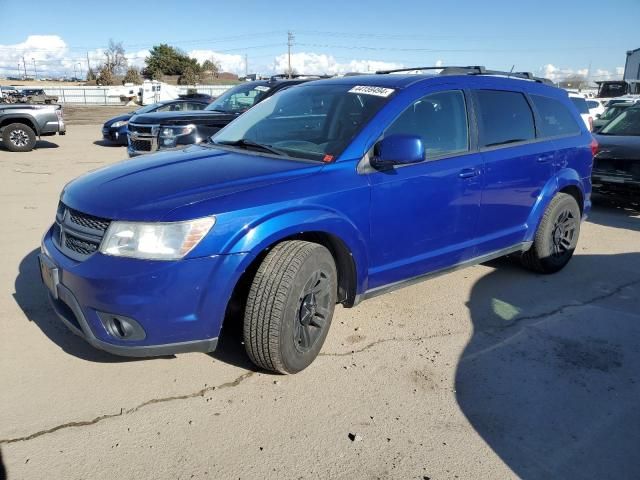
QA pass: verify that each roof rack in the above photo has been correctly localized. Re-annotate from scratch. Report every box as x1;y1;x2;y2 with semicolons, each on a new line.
268;73;332;82
375;65;554;85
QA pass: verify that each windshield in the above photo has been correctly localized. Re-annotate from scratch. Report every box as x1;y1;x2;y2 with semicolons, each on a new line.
600;105;628;121
569;97;589;114
211;83;393;161
205;82;270;113
600;108;640;136
597;82;628;98
135;103;162;114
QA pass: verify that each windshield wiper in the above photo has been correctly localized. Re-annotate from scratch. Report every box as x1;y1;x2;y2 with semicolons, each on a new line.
214;139;289;157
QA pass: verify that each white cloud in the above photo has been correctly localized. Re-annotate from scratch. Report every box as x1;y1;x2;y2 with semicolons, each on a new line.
0;35;70;77
272;52;402;75
538;63;624;83
188;50;245;75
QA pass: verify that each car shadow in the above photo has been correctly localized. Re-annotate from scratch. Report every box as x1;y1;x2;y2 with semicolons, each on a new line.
93;140;125;147
588;196;640;231
13;249;169;363
456;252;640;479
0;140;59;152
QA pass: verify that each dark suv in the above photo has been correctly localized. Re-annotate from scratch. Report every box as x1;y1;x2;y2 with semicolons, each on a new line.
127;76;324;156
40;67;593;373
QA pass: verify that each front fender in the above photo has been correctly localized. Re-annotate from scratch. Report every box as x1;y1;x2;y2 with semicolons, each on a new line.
524;169;585;242
1;114;41;134
224;207;370;294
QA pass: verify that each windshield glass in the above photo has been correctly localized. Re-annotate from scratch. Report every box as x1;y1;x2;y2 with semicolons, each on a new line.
598;82;627;98
205;82;270;113
569;97;589;114
211;83;393;161
600;105;627;121
600;108;640;136
135;103;162;114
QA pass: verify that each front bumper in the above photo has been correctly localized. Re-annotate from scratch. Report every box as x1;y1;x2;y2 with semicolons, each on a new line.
593;169;640;197
102;126;128;145
40;226;248;357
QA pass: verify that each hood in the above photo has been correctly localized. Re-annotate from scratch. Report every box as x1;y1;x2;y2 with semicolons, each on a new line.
61;145;323;221
593;134;640;160
104;113;133;127
130;110;236;126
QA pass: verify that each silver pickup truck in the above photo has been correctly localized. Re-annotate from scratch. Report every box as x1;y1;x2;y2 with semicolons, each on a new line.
0;104;65;152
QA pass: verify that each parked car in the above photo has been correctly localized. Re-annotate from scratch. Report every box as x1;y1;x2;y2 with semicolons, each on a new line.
568;92;593;131
592;98;640;132
18;88;59;104
102;98;211;145
0;103;65;152
39;67;593;373
586;98;605;117
127;76;326;156
0;86;21;103
592;105;640;199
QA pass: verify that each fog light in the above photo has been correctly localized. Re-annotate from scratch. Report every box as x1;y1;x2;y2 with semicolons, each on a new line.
97;312;146;341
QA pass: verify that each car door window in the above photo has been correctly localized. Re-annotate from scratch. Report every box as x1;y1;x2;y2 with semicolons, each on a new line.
385;90;469;159
155;103;175;112
474;90;535;147
187;102;206;110
530;94;581;137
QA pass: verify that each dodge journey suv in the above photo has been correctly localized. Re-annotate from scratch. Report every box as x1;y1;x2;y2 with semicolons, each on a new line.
40;66;594;373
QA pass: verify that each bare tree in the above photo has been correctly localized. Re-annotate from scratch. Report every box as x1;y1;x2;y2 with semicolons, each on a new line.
104;39;127;76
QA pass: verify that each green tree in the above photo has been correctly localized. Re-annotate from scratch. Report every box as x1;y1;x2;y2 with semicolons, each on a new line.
178;66;199;85
201;59;220;80
143;44;201;78
123;67;142;84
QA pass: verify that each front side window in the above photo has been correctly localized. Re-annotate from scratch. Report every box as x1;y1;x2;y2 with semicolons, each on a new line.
212;84;391;161
475;90;535;147
569;97;590;114
385;90;469;158
530;94;581;137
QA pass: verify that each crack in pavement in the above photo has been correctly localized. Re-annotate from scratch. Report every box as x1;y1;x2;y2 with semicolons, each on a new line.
0;371;256;445
321;330;462;357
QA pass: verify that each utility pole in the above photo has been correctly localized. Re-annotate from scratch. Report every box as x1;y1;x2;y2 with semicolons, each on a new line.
22;56;27;79
73;64;78;81
32;58;38;81
287;31;294;78
86;52;91;78
245;53;248;77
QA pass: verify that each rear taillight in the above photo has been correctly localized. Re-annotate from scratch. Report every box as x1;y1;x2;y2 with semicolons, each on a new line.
590;137;598;157
55;108;63;119
588;116;593;132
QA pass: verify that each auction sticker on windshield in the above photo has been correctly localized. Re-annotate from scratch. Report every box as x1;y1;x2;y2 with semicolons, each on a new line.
255;86;271;92
348;85;395;97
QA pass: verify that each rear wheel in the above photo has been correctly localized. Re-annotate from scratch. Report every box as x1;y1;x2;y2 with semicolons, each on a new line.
521;193;581;273
2;122;36;152
243;241;337;374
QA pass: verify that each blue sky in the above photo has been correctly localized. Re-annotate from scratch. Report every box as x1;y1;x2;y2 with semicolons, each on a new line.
1;0;638;81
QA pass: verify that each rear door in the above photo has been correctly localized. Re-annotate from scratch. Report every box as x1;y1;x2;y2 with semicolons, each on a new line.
473;89;555;255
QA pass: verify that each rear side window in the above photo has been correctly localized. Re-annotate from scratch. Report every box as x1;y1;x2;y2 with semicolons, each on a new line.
569;97;589;114
530;94;581;137
474;90;535;147
587;100;599;109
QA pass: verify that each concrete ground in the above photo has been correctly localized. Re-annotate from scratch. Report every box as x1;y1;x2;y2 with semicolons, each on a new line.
1;124;639;480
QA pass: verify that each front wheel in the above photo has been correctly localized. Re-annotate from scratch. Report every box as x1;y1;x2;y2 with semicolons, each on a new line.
521;193;581;273
243;240;337;374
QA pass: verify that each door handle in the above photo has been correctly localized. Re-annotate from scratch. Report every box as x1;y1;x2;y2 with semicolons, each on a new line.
459;168;479;179
537;154;554;163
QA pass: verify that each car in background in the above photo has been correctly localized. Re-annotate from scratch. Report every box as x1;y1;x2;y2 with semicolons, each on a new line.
102;98;211;145
0;103;65;152
592;105;640;200
127;76;328;156
586;98;605;117
568;93;593;131
18;88;59;104
592;99;640;132
40;67;593;373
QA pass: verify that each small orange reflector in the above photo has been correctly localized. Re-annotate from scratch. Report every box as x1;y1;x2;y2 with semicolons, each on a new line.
322;154;334;163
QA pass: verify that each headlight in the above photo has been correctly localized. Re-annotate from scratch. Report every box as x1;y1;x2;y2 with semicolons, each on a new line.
100;217;215;260
111;120;129;128
160;125;195;138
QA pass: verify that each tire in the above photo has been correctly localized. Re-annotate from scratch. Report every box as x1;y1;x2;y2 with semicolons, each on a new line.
521;193;581;274
2;123;36;152
243;240;338;374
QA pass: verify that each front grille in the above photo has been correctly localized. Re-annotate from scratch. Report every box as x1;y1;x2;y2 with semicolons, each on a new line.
130;138;152;152
53;203;111;261
128;124;153;135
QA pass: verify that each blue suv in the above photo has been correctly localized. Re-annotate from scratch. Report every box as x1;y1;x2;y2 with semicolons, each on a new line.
39;66;594;373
